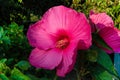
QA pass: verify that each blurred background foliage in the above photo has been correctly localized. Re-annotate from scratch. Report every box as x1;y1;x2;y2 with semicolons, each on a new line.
0;0;120;28
0;0;120;80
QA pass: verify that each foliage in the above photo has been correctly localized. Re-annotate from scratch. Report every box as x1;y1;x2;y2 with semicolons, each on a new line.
0;22;30;60
0;23;54;80
0;0;120;80
0;58;31;80
71;0;120;28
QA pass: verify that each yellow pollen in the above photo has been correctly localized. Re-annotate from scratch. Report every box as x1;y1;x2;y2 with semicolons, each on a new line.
56;38;69;49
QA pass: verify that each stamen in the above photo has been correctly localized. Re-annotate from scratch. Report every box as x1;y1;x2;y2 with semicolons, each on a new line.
56;38;69;49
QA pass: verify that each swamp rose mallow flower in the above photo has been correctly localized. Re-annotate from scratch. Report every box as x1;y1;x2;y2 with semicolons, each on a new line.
89;11;120;53
27;5;91;77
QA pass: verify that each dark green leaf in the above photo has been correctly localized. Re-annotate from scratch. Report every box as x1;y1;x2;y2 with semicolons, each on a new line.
92;65;119;80
96;48;118;76
15;60;31;71
27;74;41;80
0;27;4;38
2;36;10;44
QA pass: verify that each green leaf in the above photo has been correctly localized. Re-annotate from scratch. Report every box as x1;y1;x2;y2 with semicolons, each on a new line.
9;22;18;28
92;65;119;80
0;58;7;63
10;68;31;80
0;63;6;72
0;73;9;80
18;0;22;3
15;60;31;71
0;61;10;75
2;36;10;44
0;27;4;38
96;48;118;76
89;46;119;79
6;58;14;65
0;63;3;71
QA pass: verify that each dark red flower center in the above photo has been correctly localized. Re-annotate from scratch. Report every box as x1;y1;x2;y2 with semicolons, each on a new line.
56;37;69;49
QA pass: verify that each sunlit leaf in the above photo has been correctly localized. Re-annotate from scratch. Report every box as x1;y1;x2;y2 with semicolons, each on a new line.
0;58;7;63
18;0;22;3
10;68;31;80
0;73;9;80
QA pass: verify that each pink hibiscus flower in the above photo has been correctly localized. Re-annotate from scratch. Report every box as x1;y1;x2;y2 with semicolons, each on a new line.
27;5;91;77
89;11;120;53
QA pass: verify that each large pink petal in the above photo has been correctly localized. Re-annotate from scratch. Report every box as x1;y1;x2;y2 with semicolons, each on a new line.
56;42;77;77
66;12;92;50
27;23;55;50
99;27;120;53
40;6;90;34
27;5;83;50
89;11;114;31
38;5;92;50
39;5;74;33
29;48;62;70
